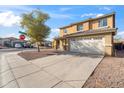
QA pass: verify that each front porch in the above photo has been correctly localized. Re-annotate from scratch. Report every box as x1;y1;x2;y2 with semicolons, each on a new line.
53;37;69;51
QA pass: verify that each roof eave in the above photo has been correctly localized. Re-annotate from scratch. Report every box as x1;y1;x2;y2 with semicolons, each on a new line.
65;28;117;38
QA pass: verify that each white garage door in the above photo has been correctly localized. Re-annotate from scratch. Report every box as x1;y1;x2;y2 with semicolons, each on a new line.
70;37;105;55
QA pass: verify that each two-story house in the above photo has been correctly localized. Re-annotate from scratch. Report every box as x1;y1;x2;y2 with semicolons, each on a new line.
52;12;117;56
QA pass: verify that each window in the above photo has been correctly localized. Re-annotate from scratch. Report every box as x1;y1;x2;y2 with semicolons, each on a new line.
77;25;83;31
98;18;107;27
63;29;67;33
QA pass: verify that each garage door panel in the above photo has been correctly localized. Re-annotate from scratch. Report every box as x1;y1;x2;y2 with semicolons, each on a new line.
70;38;105;55
70;42;103;54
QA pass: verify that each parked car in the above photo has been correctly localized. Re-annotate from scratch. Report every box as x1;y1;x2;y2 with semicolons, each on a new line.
0;45;3;49
23;44;34;48
15;43;22;48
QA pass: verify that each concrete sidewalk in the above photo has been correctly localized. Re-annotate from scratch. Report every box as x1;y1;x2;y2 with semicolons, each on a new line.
0;52;104;88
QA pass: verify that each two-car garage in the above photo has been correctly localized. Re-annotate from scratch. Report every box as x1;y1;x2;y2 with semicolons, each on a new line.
70;36;105;55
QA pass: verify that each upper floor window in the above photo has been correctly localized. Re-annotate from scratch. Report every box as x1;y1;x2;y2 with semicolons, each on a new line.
98;18;107;27
77;25;83;31
63;29;67;33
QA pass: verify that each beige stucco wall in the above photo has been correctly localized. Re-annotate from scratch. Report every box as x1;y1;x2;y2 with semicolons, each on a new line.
60;25;77;37
104;33;113;56
83;22;89;31
52;40;57;49
91;20;99;29
107;16;113;28
59;40;64;50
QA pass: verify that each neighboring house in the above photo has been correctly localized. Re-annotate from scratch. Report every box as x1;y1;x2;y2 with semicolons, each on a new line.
0;38;2;45
52;12;117;56
114;39;124;50
0;37;27;47
43;40;52;47
31;40;52;48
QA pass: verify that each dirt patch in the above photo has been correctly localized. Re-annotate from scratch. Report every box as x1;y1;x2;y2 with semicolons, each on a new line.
18;49;63;60
83;50;124;88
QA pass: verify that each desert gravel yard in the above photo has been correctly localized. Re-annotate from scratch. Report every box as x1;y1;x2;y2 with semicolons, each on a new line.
18;49;62;60
83;50;124;88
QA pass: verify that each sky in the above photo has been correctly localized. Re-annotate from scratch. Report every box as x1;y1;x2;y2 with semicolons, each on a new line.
0;5;124;41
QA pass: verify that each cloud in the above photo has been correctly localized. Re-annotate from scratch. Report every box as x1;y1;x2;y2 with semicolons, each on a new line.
117;31;124;35
115;31;124;39
81;13;104;18
4;33;18;38
0;11;21;27
51;28;59;32
81;13;95;18
0;6;35;13
96;13;104;17
47;28;59;41
59;8;72;12
50;13;74;19
99;7;111;11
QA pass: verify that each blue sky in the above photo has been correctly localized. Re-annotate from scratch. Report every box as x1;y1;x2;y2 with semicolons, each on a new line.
0;5;124;41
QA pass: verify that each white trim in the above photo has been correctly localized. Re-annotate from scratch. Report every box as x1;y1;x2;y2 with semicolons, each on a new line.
98;26;109;29
76;30;84;32
105;44;113;47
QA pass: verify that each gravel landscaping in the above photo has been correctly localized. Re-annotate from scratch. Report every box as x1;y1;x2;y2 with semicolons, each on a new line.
83;50;124;88
18;49;62;60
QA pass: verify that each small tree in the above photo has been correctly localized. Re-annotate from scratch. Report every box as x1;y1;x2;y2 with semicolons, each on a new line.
20;9;50;52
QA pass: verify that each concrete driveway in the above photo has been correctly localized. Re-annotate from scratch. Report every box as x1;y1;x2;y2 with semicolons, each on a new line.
0;52;104;88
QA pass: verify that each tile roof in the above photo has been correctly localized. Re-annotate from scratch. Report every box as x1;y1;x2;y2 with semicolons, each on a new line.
65;28;117;37
54;28;117;40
